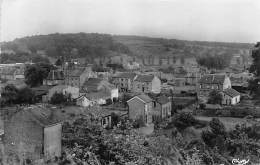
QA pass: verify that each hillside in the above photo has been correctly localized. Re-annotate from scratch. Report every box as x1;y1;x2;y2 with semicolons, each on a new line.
0;33;254;64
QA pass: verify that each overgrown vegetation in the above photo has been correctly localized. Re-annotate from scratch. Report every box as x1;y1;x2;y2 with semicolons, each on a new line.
0;84;35;106
24;63;54;87
196;54;231;70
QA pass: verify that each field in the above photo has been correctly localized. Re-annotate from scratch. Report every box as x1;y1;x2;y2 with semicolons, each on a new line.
195;116;258;130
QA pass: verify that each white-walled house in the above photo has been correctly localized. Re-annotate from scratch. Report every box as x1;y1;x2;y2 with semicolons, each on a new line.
133;75;161;94
47;85;79;101
222;88;240;105
76;95;92;107
79;78;119;105
198;74;231;102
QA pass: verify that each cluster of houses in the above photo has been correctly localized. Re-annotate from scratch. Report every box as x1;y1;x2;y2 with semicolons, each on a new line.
0;54;253;163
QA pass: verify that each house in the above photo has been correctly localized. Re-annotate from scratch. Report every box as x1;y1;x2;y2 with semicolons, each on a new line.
31;85;52;102
43;70;64;86
198;74;231;101
112;72;137;92
76;95;93;107
127;94;153;125
80;78;119;105
4;106;61;161
47;85;79;101
85;107;112;128
153;95;172;121
64;66;95;88
222;88;241;105
133;75;161;94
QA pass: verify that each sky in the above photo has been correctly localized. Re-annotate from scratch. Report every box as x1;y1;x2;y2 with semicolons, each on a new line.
1;0;260;43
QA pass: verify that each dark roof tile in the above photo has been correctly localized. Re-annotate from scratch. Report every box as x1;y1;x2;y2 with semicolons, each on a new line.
223;88;240;97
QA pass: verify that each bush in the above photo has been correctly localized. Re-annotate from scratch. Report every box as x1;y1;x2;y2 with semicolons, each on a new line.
50;92;71;104
172;112;196;130
132;116;145;128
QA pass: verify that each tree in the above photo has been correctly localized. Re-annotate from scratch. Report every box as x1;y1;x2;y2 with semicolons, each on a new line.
24;63;53;87
249;42;260;96
50;92;70;104
172;112;196;130
196;54;231;70
55;58;63;66
17;87;35;104
1;84;19;105
31;55;50;64
207;90;222;104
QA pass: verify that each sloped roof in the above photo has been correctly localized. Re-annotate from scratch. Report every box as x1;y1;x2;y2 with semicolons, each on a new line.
135;75;155;82
13;106;60;127
128;94;153;103
199;74;226;84
113;72;137;80
86;107;111;118
65;68;85;77
46;70;64;80
156;95;170;105
82;78;103;92
85;91;110;100
49;85;68;93
81;78;116;93
223;88;240;97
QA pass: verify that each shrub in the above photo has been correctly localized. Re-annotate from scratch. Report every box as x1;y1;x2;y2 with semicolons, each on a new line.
172;112;196;130
132;116;145;128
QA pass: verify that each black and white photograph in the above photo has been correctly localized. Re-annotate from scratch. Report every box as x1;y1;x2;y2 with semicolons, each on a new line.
0;0;260;164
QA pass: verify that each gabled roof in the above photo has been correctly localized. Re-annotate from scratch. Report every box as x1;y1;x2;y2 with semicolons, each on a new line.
13;106;60;127
81;78;116;93
49;85;68;93
127;94;153;103
65;68;85;77
135;75;155;82
46;70;64;80
113;72;137;80
82;78;103;92
156;95;170;105
199;74;226;84
223;88;240;97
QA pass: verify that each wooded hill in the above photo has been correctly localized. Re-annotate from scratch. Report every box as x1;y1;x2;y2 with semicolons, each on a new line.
0;33;254;64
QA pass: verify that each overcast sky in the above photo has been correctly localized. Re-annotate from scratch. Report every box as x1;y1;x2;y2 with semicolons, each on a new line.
1;0;260;43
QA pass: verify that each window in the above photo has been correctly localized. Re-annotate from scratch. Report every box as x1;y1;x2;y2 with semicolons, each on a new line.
103;118;106;125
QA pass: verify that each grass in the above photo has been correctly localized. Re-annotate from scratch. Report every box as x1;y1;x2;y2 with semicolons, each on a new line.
194;116;257;130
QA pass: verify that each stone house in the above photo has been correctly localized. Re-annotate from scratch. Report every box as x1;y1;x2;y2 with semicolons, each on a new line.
198;74;231;102
127;94;153;125
4;106;61;161
80;78;119;105
133;75;161;94
112;72;137;92
47;85;79;101
76;95;92;107
221;88;240;105
43;70;64;86
153;96;172;121
64;67;95;88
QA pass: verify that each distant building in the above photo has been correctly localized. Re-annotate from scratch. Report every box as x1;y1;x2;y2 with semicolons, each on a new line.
112;72;137;92
198;74;231;101
4;106;62;161
64;67;95;88
153;95;171;121
127;94;153;125
221;88;240;105
80;78;118;105
47;85;79;101
43;70;64;86
76;95;92;107
133;75;161;94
